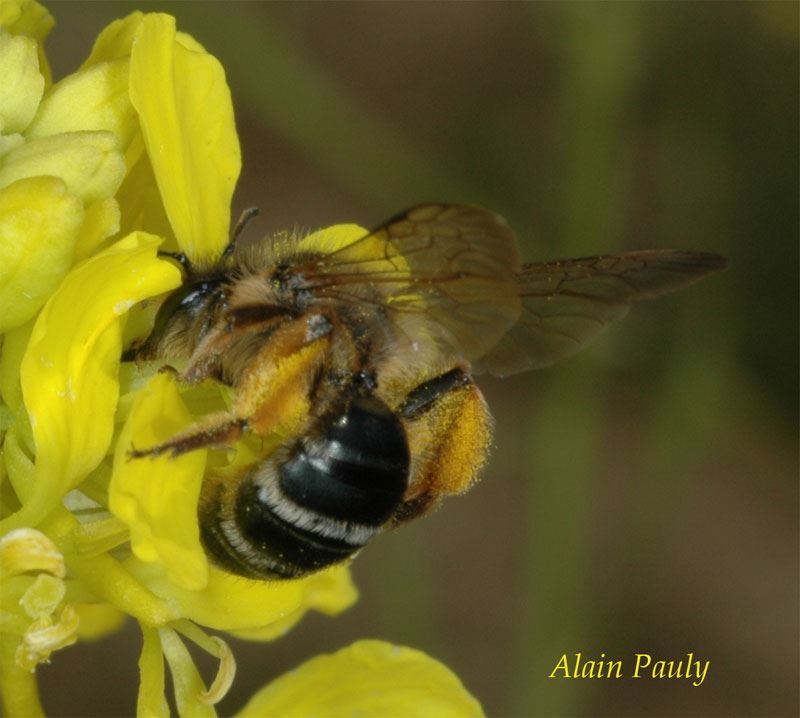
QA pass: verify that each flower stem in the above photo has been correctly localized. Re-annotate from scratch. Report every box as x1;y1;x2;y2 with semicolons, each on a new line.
0;637;44;717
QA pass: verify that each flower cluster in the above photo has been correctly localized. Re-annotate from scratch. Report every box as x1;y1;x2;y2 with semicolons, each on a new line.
0;2;482;715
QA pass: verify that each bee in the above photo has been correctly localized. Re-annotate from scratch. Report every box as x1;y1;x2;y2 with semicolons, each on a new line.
130;204;725;579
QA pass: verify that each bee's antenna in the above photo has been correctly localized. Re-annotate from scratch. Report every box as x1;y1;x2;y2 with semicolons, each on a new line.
223;207;260;259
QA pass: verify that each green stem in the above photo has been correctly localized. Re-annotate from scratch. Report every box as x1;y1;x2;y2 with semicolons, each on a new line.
0;636;44;718
42;511;175;627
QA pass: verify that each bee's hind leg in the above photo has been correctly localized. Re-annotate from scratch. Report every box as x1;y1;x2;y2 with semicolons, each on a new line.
393;367;494;525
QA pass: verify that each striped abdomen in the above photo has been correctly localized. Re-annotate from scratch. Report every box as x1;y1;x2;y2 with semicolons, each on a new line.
200;396;410;578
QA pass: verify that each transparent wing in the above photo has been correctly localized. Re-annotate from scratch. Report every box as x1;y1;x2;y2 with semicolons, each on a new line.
477;250;727;377
299;204;524;361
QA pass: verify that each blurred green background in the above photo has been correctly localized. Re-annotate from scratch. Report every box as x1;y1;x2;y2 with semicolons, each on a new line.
41;3;797;717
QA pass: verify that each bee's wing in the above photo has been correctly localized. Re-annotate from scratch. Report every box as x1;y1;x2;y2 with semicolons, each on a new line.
303;204;524;361
476;250;727;377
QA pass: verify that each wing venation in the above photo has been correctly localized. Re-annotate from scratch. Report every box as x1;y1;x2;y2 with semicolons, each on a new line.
300;204;524;362
477;250;726;377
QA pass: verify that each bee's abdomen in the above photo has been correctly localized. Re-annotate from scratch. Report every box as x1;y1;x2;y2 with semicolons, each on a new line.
201;397;410;579
279;397;409;525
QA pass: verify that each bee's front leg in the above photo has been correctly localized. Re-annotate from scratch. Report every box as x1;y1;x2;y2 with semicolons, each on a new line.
393;367;494;525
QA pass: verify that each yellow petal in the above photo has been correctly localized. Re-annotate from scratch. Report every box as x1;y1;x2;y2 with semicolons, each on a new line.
0;131;24;159
128;560;355;634
0;0;52;42
296;222;415;279
0;320;31;412
26;57;141;168
81;11;143;67
130;14;240;264
237;640;485;718
0;130;125;204
74;197;120;260
0;0;53;85
0;30;44;134
175;31;206;53
6;232;180;531
229;566;358;641
116;150;176;251
295;223;368;255
3;423;34;503
0;176;83;332
109;373;209;591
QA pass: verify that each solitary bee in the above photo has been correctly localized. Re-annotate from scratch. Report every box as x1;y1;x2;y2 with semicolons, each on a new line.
130;204;725;579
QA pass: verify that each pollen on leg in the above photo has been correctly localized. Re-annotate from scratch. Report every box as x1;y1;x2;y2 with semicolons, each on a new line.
428;384;493;495
436;384;493;494
397;380;493;524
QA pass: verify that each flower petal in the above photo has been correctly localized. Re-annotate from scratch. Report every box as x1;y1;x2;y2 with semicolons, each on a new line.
0;1;52;42
296;222;414;276
295;223;368;255
109;372;209;591
128;561;355;634
0;130;125;204
81;11;143;67
116;149;176;250
7;232;180;531
74;197;121;260
236;640;484;718
26;57;141;167
0;29;44;134
229;567;358;641
3;423;34;503
129;14;240;264
0;132;24;159
0;321;31;412
0;176;83;332
0;0;53;85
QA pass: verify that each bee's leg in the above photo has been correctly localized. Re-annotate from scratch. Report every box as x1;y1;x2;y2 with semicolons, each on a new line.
129;317;332;460
393;367;493;525
128;416;248;459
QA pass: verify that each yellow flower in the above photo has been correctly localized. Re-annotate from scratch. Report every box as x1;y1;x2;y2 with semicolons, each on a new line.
239;641;484;718
0;2;484;716
0;0;125;333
